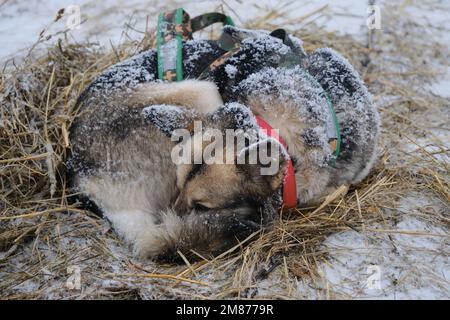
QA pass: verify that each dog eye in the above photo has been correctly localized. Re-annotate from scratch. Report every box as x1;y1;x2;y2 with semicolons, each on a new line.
193;202;210;211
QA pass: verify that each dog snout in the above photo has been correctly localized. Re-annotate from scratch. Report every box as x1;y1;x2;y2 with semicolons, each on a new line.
211;208;266;239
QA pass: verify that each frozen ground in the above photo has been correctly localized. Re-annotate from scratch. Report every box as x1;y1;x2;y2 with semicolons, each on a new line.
0;0;449;299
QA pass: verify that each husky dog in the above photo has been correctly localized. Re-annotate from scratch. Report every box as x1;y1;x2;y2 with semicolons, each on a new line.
69;80;287;260
69;26;379;259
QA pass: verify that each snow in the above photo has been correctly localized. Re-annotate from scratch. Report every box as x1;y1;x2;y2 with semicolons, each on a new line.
183;40;214;75
0;0;382;65
321;223;447;299
290;193;449;299
429;67;450;98
224;64;238;79
402;136;450;164
87;50;156;93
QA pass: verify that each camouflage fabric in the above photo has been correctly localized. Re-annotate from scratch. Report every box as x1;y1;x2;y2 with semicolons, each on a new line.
157;9;235;82
198;45;241;80
159;9;193;42
191;12;234;32
157;9;192;81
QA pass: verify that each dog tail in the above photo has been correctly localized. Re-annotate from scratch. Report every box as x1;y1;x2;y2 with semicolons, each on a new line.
131;80;223;114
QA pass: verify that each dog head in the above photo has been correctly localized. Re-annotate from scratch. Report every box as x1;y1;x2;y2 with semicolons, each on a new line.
143;103;288;257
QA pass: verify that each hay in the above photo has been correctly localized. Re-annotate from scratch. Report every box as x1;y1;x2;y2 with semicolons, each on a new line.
0;2;448;299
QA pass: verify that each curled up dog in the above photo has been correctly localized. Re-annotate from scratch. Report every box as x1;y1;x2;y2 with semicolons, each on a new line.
68;27;379;261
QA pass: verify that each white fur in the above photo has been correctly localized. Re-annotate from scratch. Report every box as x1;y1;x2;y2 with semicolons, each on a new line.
107;209;186;257
79;175;188;257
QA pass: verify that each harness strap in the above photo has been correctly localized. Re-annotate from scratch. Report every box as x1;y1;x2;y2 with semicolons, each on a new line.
198;45;241;80
157;8;190;81
301;71;341;163
191;12;235;33
325;93;341;165
255;116;298;209
157;9;235;82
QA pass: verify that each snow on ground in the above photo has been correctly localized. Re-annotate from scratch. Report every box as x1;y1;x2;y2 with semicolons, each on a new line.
310;195;449;299
429;67;450;98
401;2;450;99
0;0;373;65
1;0;448;299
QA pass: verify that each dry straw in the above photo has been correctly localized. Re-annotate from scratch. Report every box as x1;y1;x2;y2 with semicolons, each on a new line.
0;2;448;299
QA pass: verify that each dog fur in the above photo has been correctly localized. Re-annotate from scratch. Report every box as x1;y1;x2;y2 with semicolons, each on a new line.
68;28;379;260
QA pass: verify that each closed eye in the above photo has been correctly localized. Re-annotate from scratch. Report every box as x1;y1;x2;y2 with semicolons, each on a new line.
193;202;211;211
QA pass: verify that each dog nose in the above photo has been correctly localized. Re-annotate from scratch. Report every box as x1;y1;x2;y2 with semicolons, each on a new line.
219;212;263;238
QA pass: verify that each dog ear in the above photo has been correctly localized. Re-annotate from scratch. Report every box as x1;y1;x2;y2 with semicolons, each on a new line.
210;102;257;131
237;138;288;192
142;105;198;136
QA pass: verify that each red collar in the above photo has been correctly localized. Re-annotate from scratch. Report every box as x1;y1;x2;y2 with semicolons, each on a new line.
255;116;298;209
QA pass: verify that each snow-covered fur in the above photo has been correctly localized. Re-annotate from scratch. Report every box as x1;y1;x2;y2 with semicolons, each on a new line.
236;48;380;203
69;26;379;259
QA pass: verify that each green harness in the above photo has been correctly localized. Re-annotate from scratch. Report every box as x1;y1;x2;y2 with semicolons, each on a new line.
156;8;235;81
156;8;341;164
